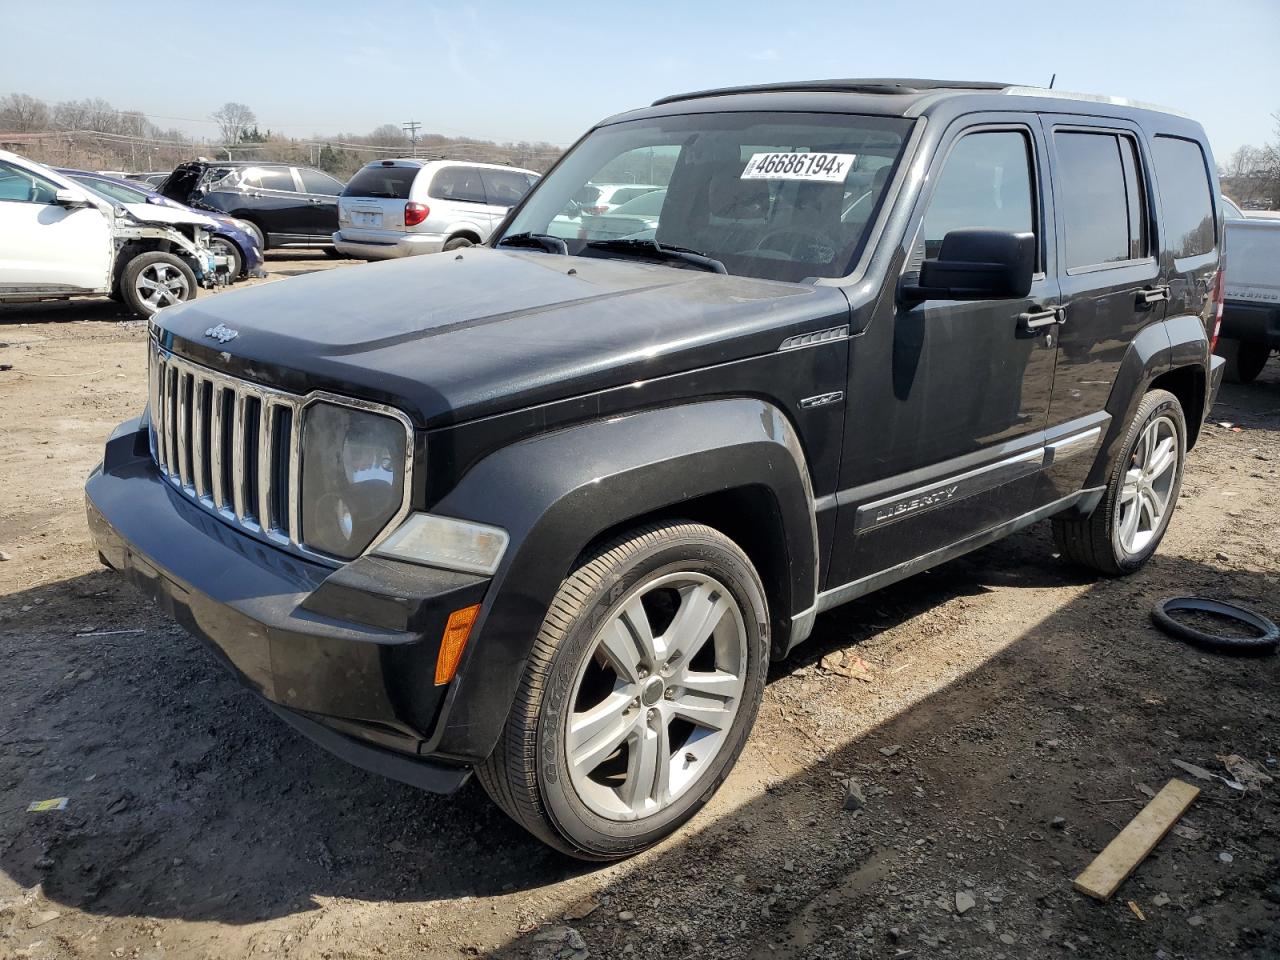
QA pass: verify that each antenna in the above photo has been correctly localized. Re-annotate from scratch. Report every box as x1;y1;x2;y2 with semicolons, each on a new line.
1048;73;1056;89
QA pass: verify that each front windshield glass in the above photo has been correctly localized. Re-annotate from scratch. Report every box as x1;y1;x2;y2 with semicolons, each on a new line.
499;111;912;282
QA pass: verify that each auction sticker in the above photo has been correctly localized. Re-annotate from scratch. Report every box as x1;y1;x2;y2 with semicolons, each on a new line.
741;152;856;182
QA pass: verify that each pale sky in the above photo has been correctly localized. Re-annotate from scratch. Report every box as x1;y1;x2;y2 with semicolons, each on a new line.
2;0;1276;159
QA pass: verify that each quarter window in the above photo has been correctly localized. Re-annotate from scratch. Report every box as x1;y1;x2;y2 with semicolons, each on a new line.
1152;136;1215;258
1054;131;1148;268
923;131;1035;261
430;166;487;204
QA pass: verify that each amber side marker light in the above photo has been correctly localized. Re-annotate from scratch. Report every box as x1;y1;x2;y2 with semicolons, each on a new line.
436;604;481;685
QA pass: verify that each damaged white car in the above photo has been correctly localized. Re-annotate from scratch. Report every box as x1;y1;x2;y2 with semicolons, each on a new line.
0;149;226;317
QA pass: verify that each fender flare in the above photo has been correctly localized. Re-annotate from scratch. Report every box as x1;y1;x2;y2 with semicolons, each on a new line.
1084;315;1208;491
422;397;817;762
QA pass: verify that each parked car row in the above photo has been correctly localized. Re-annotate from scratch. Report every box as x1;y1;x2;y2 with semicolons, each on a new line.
0;149;230;317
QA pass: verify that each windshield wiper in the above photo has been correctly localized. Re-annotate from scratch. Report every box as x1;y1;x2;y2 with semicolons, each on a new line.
584;238;727;275
496;232;568;255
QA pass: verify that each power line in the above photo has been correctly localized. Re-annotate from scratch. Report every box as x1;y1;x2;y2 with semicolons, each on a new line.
403;120;421;158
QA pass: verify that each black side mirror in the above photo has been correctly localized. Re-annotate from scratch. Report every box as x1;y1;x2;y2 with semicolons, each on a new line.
900;229;1035;306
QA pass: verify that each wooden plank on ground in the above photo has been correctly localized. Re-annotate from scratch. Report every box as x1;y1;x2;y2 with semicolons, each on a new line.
1074;778;1200;901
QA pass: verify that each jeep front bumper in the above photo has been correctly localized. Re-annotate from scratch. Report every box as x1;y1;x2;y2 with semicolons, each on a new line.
84;417;488;792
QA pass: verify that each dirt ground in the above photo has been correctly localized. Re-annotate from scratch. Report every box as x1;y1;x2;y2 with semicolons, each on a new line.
1;255;1278;960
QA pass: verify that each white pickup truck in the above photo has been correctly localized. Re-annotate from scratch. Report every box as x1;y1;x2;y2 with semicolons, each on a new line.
1218;197;1280;383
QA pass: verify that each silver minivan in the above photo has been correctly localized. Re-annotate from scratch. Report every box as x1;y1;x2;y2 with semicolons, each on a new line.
333;159;538;260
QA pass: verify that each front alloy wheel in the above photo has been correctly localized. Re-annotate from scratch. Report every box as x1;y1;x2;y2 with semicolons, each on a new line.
478;522;768;859
565;571;748;822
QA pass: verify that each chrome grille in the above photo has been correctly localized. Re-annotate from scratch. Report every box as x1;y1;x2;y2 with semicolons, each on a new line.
149;345;303;550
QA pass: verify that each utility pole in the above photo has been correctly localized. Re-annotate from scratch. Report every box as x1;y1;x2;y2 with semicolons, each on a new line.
403;120;421;158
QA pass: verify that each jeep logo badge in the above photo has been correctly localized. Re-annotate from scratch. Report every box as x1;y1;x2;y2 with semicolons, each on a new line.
204;324;239;344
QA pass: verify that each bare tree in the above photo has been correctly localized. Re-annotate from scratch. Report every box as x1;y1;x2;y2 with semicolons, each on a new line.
211;102;257;146
0;93;50;132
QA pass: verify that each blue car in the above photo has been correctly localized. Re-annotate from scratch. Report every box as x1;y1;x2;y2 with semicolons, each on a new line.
56;168;265;281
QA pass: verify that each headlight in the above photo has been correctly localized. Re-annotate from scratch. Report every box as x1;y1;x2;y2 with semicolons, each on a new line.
301;403;408;560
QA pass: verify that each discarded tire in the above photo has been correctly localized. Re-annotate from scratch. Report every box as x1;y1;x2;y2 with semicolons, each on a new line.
1151;597;1280;655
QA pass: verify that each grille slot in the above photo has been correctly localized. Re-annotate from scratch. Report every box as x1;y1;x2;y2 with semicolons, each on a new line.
146;343;414;565
149;346;303;551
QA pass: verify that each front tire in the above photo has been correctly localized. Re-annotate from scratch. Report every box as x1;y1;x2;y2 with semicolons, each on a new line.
1053;388;1186;576
120;252;198;318
477;522;768;860
1216;337;1270;385
210;237;243;281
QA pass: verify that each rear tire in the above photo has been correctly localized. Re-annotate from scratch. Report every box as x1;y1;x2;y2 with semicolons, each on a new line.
1053;388;1186;576
120;252;198;318
443;236;474;252
322;247;344;259
477;521;768;860
1216;337;1270;384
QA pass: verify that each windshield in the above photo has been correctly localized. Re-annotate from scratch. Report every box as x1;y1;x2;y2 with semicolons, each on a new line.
499;111;912;282
74;176;150;205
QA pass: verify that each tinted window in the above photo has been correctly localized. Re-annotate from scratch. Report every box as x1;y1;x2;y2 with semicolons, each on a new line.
923;131;1034;259
0;160;60;204
1153;136;1215;258
1055;132;1147;268
344;165;418;199
480;169;535;208
243;168;295;192
430;166;486;203
301;169;344;195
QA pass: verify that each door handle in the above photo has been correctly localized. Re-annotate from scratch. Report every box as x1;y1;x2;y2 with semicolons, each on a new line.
1137;285;1170;307
1018;305;1064;331
308;198;324;204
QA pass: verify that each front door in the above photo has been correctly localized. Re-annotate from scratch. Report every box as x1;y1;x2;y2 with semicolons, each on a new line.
1036;116;1165;502
0;159;112;292
827;116;1061;589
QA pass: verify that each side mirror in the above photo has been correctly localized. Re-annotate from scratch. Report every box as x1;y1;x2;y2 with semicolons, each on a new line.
54;188;90;209
900;229;1035;306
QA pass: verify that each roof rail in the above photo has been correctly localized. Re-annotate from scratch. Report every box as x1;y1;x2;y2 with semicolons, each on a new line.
653;78;1010;106
1001;86;1190;118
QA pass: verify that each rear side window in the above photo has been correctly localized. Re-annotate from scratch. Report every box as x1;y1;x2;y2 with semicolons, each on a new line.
301;169;344;195
1054;131;1147;268
344;165;418;199
480;169;535;208
430;166;487;203
243;168;296;192
922;130;1035;259
1152;136;1215;258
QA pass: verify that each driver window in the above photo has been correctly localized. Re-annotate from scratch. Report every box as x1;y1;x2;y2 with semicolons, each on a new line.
922;130;1035;260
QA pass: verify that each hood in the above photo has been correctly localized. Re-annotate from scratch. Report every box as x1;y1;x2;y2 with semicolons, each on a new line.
154;247;851;426
122;202;218;229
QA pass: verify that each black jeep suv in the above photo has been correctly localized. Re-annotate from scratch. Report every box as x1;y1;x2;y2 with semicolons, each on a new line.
87;79;1226;859
159;160;345;254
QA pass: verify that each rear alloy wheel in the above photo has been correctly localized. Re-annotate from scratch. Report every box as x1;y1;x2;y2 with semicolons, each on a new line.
477;522;768;859
1053;388;1186;575
121;252;197;318
1216;337;1271;385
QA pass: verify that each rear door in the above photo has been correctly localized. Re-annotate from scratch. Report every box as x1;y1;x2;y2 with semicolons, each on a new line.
240;166;305;243
339;163;420;240
1037;117;1163;501
0;159;113;292
296;167;344;240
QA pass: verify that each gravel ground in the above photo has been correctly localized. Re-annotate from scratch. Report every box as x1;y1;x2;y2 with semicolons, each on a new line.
1;254;1278;959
